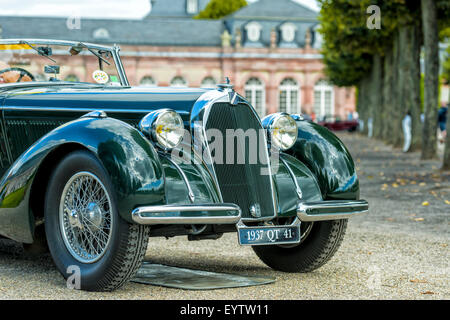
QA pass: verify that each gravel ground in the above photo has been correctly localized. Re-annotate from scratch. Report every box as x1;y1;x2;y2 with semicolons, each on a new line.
0;133;448;300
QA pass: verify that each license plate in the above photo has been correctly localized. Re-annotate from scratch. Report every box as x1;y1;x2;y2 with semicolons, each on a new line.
238;225;301;246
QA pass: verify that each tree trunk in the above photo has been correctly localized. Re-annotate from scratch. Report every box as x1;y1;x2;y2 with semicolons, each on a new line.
421;0;439;159
402;24;422;151
443;90;450;170
356;83;363;131
382;48;394;143
391;30;403;147
372;54;384;139
358;76;370;135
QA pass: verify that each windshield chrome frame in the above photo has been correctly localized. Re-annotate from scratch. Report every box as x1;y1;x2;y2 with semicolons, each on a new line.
0;39;129;86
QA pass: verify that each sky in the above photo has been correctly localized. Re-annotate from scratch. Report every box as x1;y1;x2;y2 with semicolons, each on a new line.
0;0;320;19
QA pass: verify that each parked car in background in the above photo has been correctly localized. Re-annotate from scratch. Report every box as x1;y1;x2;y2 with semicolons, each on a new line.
318;115;359;132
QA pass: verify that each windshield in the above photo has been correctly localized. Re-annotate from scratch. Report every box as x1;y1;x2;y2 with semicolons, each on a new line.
0;41;122;86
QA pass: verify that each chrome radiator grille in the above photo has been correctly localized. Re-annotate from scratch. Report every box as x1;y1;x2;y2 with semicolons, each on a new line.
204;102;275;219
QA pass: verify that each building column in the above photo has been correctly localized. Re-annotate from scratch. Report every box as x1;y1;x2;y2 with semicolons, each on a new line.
221;46;235;85
301;72;314;115
123;58;138;86
266;72;278;114
301;84;314;114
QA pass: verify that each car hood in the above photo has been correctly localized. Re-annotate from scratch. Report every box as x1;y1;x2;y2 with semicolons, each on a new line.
0;85;209;118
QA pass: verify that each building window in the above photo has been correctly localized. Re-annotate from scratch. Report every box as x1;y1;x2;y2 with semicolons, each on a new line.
280;23;297;43
200;76;216;89
64;74;79;82
170;76;187;87
140;76;156;86
245;22;262;43
279;78;300;114
186;0;198;14
93;28;110;40
245;77;265;117
314;79;334;120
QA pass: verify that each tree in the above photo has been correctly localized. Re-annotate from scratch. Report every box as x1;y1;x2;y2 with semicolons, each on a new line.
318;0;421;146
441;28;450;170
420;0;440;159
196;0;247;19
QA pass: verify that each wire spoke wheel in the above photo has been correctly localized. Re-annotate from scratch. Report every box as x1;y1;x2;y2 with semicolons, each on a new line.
59;171;114;263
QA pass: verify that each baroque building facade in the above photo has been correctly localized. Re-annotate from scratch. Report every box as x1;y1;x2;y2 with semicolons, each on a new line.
0;0;356;119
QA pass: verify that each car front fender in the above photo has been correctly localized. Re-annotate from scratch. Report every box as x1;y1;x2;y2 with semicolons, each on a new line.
0;116;164;243
288;120;360;201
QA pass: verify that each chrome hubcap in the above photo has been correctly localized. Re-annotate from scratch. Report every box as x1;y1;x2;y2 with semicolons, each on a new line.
59;172;113;263
85;202;104;230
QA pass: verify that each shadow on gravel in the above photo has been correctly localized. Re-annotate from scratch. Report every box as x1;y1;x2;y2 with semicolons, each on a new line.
143;256;271;275
0;238;53;264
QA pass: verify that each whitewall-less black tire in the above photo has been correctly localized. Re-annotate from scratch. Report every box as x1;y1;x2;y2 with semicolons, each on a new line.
44;150;150;291
252;219;347;273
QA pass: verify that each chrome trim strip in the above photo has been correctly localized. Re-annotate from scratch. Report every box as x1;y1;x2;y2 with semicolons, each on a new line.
190;90;230;202
0;39;129;86
279;155;303;199
81;110;107;119
0;39;114;51
132;203;241;225
165;156;196;203
112;44;129;86
1;106;190;116
297;200;369;222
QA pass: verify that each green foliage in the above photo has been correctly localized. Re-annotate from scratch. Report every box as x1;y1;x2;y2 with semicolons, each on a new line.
437;0;450;32
443;46;450;84
441;27;450;85
317;0;421;87
196;0;247;19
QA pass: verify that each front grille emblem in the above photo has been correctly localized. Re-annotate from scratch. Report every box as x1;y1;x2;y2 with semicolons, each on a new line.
250;203;261;218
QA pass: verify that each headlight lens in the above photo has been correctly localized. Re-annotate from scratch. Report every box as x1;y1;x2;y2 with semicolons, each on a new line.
139;109;184;149
265;113;298;150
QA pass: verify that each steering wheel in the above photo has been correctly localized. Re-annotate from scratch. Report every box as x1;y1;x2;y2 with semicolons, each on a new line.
0;68;35;83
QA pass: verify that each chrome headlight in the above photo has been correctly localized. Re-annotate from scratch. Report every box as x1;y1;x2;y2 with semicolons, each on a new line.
262;113;298;151
139;109;184;149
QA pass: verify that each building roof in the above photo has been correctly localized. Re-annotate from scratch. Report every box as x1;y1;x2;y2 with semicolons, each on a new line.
147;0;210;18
0;16;224;47
231;0;318;20
0;0;319;48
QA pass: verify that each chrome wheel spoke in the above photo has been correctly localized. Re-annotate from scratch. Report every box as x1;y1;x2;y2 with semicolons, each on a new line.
59;172;114;263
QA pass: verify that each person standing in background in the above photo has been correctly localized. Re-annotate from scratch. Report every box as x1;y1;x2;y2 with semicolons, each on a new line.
438;103;448;143
402;110;412;152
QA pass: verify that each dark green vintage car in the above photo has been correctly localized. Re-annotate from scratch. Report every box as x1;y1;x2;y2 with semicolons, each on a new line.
0;39;368;291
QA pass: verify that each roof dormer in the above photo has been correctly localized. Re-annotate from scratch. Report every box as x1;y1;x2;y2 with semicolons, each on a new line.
186;0;199;15
93;28;110;40
279;22;298;48
244;21;263;47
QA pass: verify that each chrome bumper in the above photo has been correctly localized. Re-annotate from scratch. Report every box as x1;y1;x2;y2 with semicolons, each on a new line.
297;200;368;222
132;200;368;225
132;203;241;225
